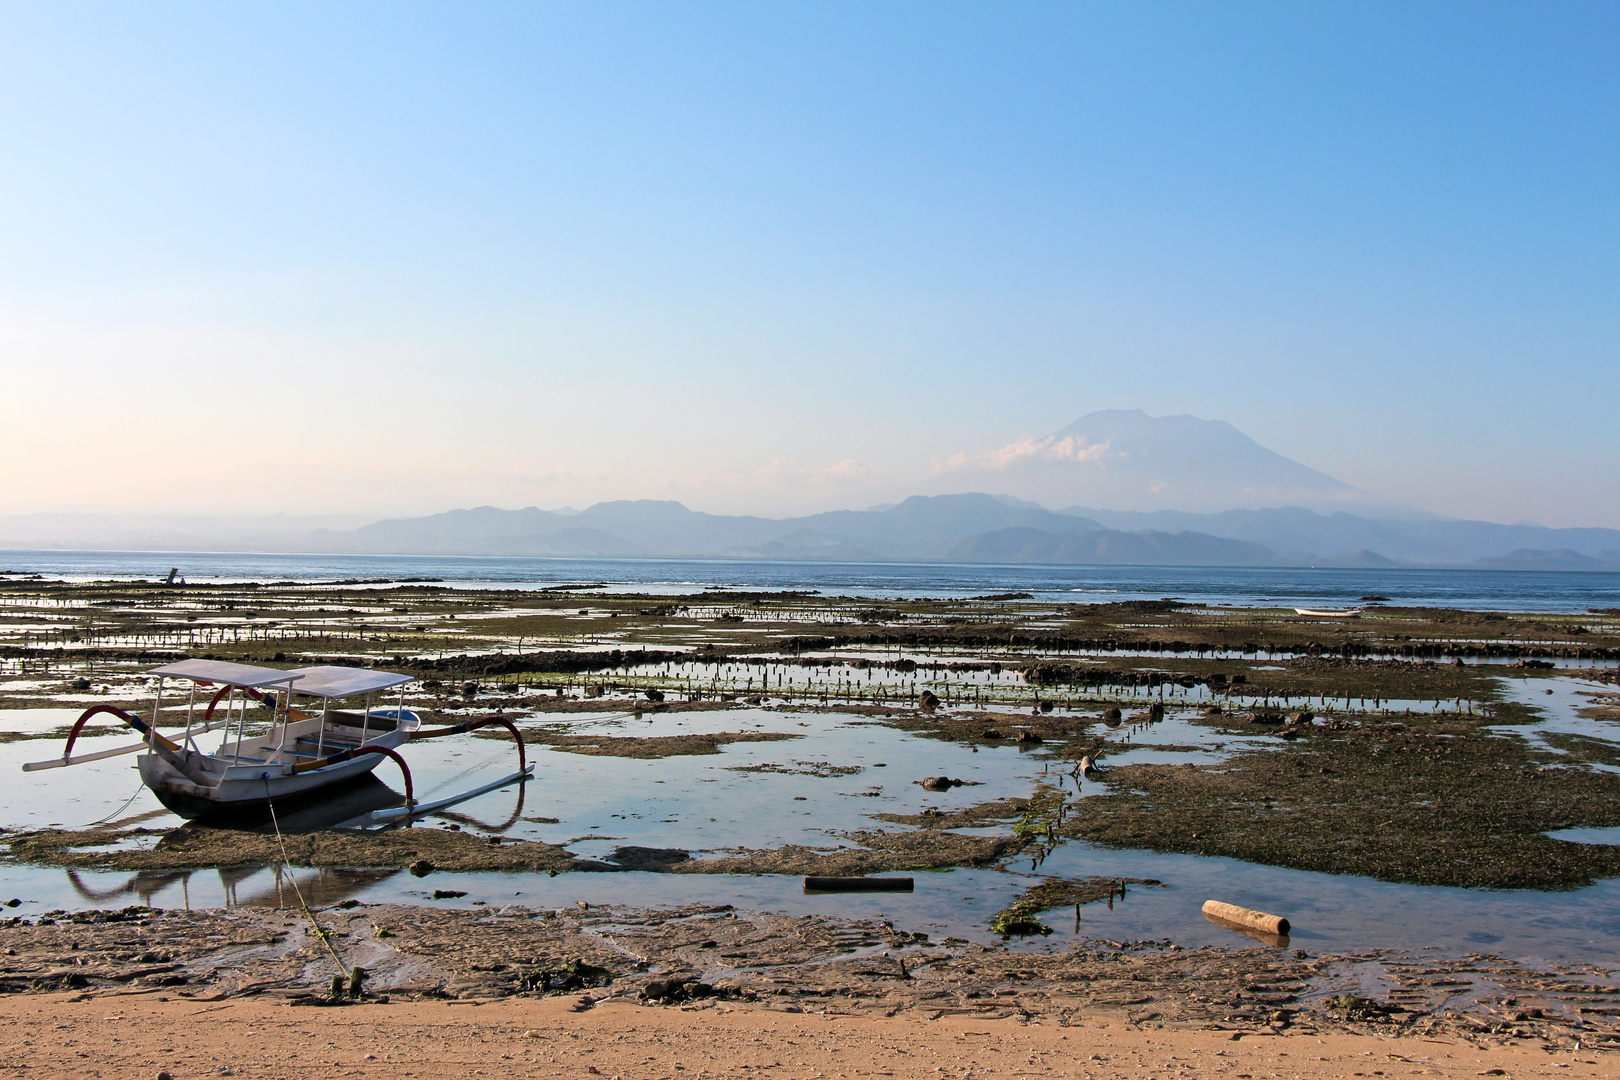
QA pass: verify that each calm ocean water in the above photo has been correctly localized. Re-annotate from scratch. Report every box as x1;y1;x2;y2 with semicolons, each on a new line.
3;548;1618;613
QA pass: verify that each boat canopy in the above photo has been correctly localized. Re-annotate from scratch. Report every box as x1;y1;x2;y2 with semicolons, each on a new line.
282;665;413;699
147;659;304;688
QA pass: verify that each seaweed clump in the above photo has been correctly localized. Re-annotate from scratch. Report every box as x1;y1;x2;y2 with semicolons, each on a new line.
988;876;1165;937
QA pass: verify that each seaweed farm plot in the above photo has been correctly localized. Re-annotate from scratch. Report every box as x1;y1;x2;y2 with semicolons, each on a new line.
1489;674;1620;772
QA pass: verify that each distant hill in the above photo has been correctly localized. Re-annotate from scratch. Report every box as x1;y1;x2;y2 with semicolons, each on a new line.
1062;506;1620;566
1326;549;1403;568
320;494;1100;562
1470;548;1620;573
328;501;777;557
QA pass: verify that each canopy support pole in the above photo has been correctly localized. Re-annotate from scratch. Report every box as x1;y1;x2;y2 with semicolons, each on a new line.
183;683;197;753
149;679;165;752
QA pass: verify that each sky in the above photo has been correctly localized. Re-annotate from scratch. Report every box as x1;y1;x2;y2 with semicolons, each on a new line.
1;2;1615;527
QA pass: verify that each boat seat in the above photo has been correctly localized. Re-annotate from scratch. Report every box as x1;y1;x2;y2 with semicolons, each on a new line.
294;734;361;748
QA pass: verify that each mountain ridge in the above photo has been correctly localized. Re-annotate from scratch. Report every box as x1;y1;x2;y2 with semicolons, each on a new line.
3;412;1616;570
7;495;1619;570
289;495;1620;570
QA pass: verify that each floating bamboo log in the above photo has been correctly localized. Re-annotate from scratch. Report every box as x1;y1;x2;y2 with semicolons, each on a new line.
1202;899;1290;935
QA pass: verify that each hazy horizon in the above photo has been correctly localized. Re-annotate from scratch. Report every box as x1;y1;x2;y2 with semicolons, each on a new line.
3;4;1615;528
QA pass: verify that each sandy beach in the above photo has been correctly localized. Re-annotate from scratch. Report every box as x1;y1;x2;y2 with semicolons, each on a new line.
3;989;1613;1080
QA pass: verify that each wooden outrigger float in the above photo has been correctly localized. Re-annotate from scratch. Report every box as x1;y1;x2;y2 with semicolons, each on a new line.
23;659;531;822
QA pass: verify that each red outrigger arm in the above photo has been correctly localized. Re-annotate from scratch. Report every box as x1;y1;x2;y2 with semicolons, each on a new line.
288;744;414;805
409;716;526;773
204;683;314;725
61;703;182;760
205;683;233;724
56;703;213;785
366;716;532;824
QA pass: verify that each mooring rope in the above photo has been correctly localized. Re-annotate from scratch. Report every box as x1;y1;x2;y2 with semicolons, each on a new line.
262;776;350;979
82;780;146;827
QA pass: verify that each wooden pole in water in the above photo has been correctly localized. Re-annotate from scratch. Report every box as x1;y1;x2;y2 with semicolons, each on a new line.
1202;900;1289;935
803;876;914;893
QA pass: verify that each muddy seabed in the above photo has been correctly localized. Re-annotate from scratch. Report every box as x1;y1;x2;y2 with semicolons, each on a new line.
2;578;1620;1049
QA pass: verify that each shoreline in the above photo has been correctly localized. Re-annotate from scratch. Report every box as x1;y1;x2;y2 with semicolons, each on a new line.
3;901;1617;1055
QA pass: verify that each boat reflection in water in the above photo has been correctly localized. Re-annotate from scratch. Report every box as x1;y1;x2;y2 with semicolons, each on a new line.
66;862;403;912
56;772;534;911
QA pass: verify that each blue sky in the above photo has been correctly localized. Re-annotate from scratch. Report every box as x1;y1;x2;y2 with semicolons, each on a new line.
1;2;1615;525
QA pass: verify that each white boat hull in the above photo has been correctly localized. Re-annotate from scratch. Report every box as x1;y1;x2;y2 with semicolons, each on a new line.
138;710;419;819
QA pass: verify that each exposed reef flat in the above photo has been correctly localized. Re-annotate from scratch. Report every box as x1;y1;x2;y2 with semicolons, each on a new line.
2;577;1618;893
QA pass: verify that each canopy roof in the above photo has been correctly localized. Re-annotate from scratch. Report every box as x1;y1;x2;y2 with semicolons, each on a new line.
283;665;413;699
148;659;304;689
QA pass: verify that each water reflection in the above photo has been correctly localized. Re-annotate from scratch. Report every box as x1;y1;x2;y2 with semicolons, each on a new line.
1203;911;1291;950
60;864;402;911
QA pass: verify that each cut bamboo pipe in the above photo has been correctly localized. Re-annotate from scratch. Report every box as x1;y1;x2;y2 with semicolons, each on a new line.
1202;899;1289;936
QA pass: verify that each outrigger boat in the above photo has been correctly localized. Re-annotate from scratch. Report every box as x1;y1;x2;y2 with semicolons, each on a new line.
23;658;531;822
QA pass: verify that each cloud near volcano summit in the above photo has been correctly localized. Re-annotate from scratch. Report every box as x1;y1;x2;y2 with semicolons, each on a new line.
937;434;1118;473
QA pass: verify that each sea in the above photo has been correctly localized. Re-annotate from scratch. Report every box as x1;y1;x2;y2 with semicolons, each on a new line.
2;548;1618;613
